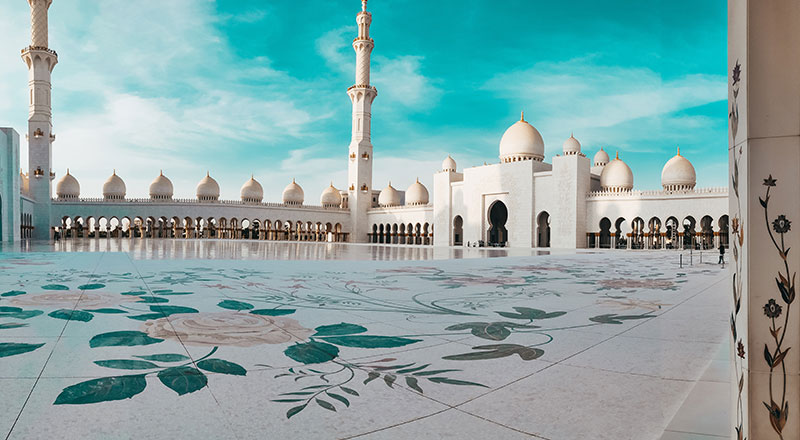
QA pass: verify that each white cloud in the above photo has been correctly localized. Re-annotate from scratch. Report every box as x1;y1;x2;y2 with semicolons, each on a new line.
483;57;726;153
315;26;442;109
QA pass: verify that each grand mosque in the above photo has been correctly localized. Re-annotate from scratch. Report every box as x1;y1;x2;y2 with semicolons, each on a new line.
0;0;728;250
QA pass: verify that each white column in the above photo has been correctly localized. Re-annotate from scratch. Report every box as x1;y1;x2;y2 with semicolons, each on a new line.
729;1;800;439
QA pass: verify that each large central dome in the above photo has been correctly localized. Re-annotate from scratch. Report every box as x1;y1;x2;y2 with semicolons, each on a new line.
499;112;545;163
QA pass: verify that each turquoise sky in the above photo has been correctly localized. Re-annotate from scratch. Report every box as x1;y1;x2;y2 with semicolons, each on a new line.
0;0;727;200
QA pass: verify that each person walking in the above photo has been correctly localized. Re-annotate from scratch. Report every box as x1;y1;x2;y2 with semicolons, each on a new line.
719;244;725;264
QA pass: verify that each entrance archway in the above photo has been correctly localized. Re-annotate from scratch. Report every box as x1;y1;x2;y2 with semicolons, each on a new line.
537;211;550;247
487;201;508;246
453;215;463;246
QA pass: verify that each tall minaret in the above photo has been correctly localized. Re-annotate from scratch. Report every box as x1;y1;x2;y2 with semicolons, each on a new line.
21;0;57;240
347;0;377;243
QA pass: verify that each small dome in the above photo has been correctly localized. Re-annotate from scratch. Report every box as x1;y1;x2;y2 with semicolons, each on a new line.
378;182;401;207
196;172;220;201
600;152;634;192
149;171;173;200
56;169;80;200
102;170;126;200
442;155;457;172
661;148;696;191
282;179;304;205
499;112;545;163
320;183;342;208
405;179;429;206
562;134;581;155
240;176;264;203
593;148;610;166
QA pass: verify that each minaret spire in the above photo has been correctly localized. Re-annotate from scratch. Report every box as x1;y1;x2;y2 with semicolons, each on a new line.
22;0;58;240
347;0;378;243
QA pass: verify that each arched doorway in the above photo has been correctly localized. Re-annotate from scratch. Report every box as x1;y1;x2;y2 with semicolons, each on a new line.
599;217;611;248
487;201;508;246
453;215;463;246
537;211;550;247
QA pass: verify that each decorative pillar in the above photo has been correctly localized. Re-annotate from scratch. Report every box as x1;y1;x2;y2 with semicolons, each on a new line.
729;1;800;439
22;0;57;240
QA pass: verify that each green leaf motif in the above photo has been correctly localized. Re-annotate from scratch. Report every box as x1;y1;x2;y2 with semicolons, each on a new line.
54;375;147;405
217;300;254;310
589;313;656;325
126;313;166;321
0;342;45;358
364;371;380;384
427;377;488;388
154;290;193;296
1;290;26;297
48;309;93;322
41;284;69;291
340;386;359;396
0;307;43;320
149;305;199;316
319;335;421;348
287;403;307;419
137;297;169;304
0;323;28;330
250;308;295;316
95;359;160;370
84;308;128;314
445;322;536;341
326;391;350;407
157;366;208;396
78;283;105;290
443;344;544;361
135;353;189;362
284;341;339;364
90;331;164;348
197;359;247;376
120;290;147;296
405;376;423;393
313;323;368;336
496;307;566;320
316;398;337;412
384;374;396;388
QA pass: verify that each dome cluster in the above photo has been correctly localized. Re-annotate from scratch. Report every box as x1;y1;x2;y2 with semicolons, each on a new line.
660;148;696;191
378;179;429;207
600;152;634;192
149;171;173;200
562;134;581;156
498;112;545;163
320;183;343;208
240;176;264;204
282;179;304;205
102;171;126;200
52;171;339;208
56;169;79;200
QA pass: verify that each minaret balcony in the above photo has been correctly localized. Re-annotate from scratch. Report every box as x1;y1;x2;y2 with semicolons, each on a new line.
21;45;57;57
347;84;377;92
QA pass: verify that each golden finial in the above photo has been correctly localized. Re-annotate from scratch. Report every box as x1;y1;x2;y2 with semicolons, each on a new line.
520;111;525;122
66;168;70;175
677;146;681;156
362;0;368;12
615;151;619;160
113;169;116;175
206;170;210;177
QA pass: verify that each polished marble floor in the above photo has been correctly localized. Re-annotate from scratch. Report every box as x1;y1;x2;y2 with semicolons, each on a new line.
0;241;729;439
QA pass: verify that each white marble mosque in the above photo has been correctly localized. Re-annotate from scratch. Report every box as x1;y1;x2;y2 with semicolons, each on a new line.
0;0;729;251
4;2;800;440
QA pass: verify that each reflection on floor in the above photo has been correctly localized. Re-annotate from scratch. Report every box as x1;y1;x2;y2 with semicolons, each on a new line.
0;243;728;439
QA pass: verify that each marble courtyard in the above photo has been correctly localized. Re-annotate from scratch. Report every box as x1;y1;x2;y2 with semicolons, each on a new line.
0;242;729;439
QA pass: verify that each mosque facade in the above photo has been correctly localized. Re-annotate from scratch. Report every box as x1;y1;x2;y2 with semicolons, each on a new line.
0;0;728;250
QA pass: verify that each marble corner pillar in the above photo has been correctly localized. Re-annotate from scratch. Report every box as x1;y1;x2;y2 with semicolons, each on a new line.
729;1;800;439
